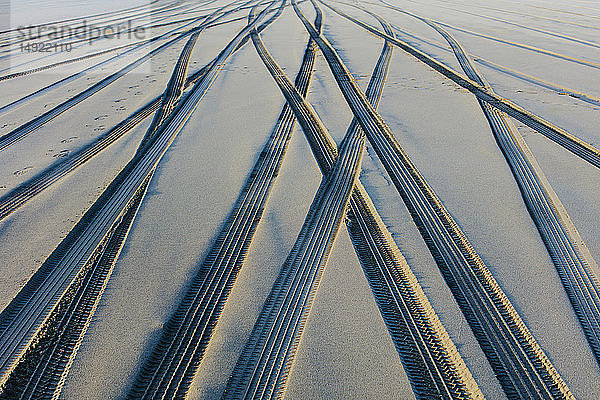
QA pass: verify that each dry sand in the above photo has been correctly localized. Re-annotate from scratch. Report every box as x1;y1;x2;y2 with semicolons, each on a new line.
0;0;599;398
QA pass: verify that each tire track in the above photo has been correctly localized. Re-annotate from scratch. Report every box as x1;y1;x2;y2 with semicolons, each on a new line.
0;0;234;118
320;1;600;171
0;16;206;397
0;1;204;69
428;18;600;369
364;1;600;70
138;30;202;149
365;0;600;48
0;95;160;222
376;20;600;108
0;40;151;82
0;0;254;151
468;57;600;107
125;3;321;398
0;1;193;53
0;0;268;69
0;1;274;389
0;1;300;222
222;5;366;398
530;4;600;21
371;0;600;109
0;0;164;36
0;176;151;400
364;0;600;32
297;1;574;398
428;21;600;70
441;10;600;49
0;14;248;82
223;3;485;399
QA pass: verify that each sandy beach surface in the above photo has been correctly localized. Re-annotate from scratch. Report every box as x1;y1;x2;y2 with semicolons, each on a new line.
0;0;599;398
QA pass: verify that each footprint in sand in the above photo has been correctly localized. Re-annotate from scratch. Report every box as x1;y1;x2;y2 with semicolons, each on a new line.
14;166;33;176
53;150;70;158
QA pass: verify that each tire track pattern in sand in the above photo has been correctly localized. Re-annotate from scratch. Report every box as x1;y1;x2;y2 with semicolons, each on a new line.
0;0;162;36
0;0;271;80
0;177;151;400
0;4;269;83
300;1;574;398
0;2;274;389
0;1;216;116
0;2;297;222
0;0;250;149
0;41;148;82
0;14;239;83
222;4;366;398
322;1;600;171
0;17;206;398
429;19;600;369
380;20;600;108
224;3;485;399
390;0;600;32
373;0;600;50
0;1;223;66
138;29;202;149
0;1;194;54
125;2;302;399
431;20;600;69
